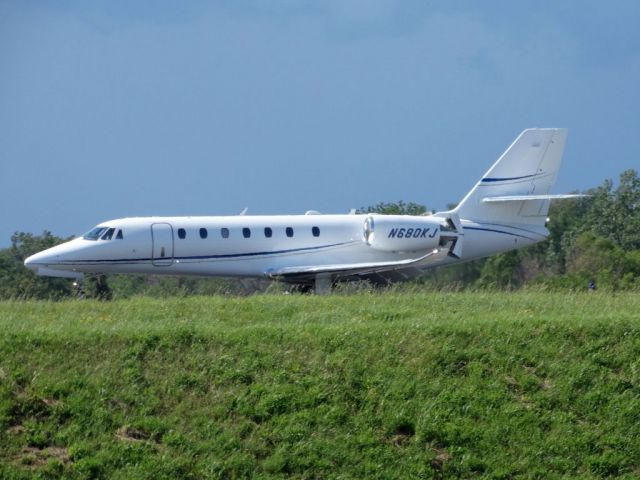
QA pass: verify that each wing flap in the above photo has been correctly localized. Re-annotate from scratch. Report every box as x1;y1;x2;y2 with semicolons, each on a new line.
265;248;447;282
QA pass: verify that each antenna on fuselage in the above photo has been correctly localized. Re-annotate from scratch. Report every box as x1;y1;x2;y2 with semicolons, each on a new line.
239;207;248;216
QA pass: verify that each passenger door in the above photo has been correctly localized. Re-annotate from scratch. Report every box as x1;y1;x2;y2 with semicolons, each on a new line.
151;223;174;266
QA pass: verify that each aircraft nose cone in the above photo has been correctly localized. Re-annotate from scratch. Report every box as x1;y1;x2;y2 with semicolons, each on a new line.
24;252;45;272
23;241;86;279
24;248;62;271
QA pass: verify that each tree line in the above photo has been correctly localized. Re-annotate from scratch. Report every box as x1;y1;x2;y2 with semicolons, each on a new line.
417;169;640;291
1;170;638;299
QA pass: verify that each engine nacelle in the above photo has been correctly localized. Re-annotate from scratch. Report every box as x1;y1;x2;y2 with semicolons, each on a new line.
363;215;441;252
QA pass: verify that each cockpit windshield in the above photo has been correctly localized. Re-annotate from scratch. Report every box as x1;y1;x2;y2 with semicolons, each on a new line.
100;228;116;240
83;227;108;240
83;226;123;241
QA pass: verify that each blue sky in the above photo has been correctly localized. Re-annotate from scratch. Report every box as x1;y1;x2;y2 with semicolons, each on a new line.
1;1;639;244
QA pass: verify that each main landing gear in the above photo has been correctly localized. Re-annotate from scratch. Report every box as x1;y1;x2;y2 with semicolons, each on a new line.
314;275;332;296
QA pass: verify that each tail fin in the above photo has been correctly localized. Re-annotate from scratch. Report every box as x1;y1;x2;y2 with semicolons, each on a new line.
453;128;568;227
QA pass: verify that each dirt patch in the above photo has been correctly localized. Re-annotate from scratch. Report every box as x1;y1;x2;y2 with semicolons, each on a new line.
7;424;26;435
504;375;534;409
14;446;70;468
431;447;451;471
391;433;410;447
116;425;151;443
41;398;62;408
9;392;59;425
390;424;415;447
504;375;518;391
45;447;70;464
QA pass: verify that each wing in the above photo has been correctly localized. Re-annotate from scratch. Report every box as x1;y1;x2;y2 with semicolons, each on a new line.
265;248;450;285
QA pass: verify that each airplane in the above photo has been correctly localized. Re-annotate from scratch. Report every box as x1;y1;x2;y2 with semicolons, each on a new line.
25;128;584;293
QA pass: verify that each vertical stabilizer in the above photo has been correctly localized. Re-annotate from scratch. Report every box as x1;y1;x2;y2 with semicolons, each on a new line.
453;128;568;227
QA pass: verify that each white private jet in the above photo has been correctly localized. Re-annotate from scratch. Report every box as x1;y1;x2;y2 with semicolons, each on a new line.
25;128;583;293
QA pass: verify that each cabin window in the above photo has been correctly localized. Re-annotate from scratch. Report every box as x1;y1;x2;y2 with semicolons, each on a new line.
221;228;229;239
264;227;272;238
116;229;123;240
178;228;186;239
83;227;107;241
243;228;251;238
100;228;115;240
312;226;320;237
286;227;294;238
200;228;208;239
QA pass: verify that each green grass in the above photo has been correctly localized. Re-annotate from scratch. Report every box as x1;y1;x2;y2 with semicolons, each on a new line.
1;292;639;479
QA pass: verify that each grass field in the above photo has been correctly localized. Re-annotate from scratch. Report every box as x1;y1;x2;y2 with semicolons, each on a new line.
1;292;639;479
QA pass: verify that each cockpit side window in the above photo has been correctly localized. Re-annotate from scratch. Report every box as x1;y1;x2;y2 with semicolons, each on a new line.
116;229;123;240
83;227;108;241
100;228;116;240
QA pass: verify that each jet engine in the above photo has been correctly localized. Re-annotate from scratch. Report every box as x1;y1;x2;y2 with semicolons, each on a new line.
363;214;464;257
362;215;441;252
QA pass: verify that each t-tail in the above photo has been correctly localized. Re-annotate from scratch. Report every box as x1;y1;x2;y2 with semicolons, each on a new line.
451;128;582;230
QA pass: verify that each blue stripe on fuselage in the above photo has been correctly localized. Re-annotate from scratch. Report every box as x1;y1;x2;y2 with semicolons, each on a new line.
55;241;355;266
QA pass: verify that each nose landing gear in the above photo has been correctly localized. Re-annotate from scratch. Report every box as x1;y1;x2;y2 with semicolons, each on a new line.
72;278;85;299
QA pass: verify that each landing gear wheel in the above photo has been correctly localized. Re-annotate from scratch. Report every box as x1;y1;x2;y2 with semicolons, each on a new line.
72;279;85;299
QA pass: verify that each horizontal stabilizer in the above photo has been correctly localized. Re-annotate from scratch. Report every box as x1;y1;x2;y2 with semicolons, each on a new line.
482;194;588;203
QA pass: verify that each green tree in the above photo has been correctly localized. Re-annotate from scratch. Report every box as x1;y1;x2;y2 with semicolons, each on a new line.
563;232;640;290
0;231;74;299
585;170;640;250
358;201;429;216
476;250;522;289
417;259;486;291
544;195;593;273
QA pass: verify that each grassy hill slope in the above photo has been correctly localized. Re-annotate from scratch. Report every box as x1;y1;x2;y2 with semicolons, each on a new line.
1;292;639;479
